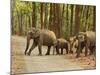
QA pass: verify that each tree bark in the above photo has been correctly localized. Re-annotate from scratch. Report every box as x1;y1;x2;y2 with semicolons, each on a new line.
70;5;74;36
74;5;80;35
85;6;89;31
40;3;44;29
32;2;36;28
11;0;15;34
49;3;53;30
44;4;48;29
93;6;96;31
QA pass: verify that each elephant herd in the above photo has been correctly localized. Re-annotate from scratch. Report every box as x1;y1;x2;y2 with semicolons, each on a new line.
24;28;96;58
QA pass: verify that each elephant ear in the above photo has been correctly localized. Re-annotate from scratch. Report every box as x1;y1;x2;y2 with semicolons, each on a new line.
34;29;40;38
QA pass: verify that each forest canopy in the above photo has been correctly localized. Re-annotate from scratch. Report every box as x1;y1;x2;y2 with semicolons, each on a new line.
11;0;96;39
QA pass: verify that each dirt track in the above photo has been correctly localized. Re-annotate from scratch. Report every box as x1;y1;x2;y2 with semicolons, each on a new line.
11;36;96;74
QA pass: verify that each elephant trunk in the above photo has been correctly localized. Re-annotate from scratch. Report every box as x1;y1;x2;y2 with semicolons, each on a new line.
24;37;30;55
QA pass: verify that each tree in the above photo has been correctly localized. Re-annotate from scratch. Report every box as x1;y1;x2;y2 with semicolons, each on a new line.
49;3;54;30
70;5;74;36
54;4;61;38
32;2;36;28
11;0;15;34
11;1;95;37
40;3;44;29
93;6;96;31
74;5;80;35
85;6;89;31
44;3;48;29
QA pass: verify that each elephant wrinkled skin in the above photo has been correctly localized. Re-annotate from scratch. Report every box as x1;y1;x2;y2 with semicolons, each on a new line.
24;28;60;56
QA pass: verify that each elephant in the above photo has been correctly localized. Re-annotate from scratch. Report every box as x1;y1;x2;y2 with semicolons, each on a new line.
54;38;69;55
70;37;86;54
68;36;86;55
75;31;96;58
24;28;60;56
68;36;76;54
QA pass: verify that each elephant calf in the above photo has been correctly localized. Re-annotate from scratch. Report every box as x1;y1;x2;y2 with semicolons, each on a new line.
54;38;69;55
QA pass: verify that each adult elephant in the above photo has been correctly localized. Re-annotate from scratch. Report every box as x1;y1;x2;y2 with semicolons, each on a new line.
24;28;60;56
76;31;96;58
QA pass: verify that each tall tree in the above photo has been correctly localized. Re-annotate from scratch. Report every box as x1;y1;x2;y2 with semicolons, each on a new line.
93;6;96;31
74;5;80;35
32;2;36;28
11;0;15;34
66;4;69;26
44;3;48;29
85;6;89;31
54;4;61;38
49;3;53;30
70;5;74;36
61;4;65;37
19;9;23;35
40;3;44;29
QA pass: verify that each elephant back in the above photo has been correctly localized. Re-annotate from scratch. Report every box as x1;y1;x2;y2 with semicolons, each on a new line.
39;29;57;46
85;31;96;46
57;38;68;48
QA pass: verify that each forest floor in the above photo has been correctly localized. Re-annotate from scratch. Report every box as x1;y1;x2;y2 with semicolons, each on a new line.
11;36;96;74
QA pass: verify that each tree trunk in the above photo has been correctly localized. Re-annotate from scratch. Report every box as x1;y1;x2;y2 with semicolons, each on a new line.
93;6;96;31
19;10;23;36
70;5;74;36
49;3;53;30
32;2;36;28
85;6;89;31
11;0;15;34
40;3;44;29
66;5;69;26
60;4;65;37
74;5;80;35
54;4;61;38
44;4;48;29
28;15;31;28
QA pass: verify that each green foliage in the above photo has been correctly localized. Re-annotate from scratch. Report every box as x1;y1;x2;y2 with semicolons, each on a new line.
11;0;96;38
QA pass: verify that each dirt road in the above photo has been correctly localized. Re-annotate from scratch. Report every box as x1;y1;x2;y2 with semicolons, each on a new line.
11;36;95;74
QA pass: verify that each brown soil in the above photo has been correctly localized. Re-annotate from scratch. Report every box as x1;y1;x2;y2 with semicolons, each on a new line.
11;36;96;74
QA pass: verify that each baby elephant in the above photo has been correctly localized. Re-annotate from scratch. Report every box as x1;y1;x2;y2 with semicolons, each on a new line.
55;38;69;55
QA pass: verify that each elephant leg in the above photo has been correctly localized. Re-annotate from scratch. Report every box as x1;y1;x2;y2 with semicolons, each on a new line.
38;45;42;56
28;41;37;56
76;49;81;58
76;45;81;58
85;43;88;56
24;37;30;55
89;46;95;55
80;49;82;53
76;40;82;58
90;49;94;55
69;46;73;54
45;46;51;55
66;48;68;54
80;46;84;54
55;46;60;55
85;46;88;56
61;48;63;55
53;46;55;55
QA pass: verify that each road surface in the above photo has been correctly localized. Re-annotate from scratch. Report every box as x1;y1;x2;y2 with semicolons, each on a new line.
11;36;95;74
